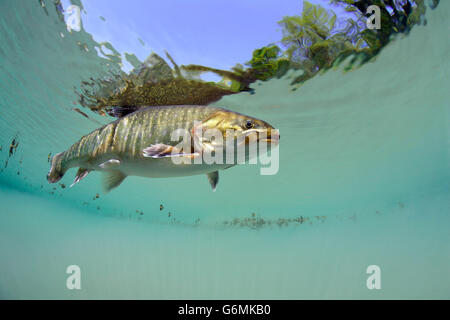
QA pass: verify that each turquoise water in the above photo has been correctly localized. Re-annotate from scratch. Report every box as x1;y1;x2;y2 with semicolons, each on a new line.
0;1;449;299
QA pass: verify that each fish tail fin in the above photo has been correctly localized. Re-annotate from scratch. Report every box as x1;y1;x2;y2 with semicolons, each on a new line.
47;152;66;183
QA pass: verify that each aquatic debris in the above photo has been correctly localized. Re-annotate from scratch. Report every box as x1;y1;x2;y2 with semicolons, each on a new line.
48;153;52;162
54;0;64;22
38;0;48;16
9;135;19;157
93;193;100;200
72;108;90;119
314;216;326;223
220;213;315;230
72;107;104;126
4;133;19;168
77;42;89;52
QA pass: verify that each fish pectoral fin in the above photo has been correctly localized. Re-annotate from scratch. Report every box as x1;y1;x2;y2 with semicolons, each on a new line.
143;144;199;159
207;171;219;192
102;170;127;192
70;168;91;188
99;159;121;169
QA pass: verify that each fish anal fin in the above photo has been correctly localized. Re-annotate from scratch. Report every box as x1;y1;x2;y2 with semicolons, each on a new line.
102;171;127;192
70;168;91;188
207;171;219;192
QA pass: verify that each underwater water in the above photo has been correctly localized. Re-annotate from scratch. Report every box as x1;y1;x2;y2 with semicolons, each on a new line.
0;1;449;299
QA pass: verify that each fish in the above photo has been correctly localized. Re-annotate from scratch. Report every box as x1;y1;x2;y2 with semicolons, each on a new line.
47;105;279;192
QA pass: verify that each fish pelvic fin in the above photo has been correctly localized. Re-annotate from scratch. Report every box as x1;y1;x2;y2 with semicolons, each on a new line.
70;168;91;188
102;170;127;192
47;152;66;183
99;159;121;169
207;171;219;192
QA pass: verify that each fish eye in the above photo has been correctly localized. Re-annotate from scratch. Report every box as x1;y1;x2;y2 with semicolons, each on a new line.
245;120;254;129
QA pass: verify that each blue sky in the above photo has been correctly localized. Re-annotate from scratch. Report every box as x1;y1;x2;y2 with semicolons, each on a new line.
62;0;350;72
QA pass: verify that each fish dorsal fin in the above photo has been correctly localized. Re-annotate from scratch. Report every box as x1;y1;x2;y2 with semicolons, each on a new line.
106;106;139;118
102;170;127;192
207;171;219;192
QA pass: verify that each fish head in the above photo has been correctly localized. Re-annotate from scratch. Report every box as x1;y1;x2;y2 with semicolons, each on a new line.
196;109;279;161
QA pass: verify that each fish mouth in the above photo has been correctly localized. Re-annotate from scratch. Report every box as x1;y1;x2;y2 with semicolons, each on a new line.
259;129;280;145
239;128;280;145
259;138;279;145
